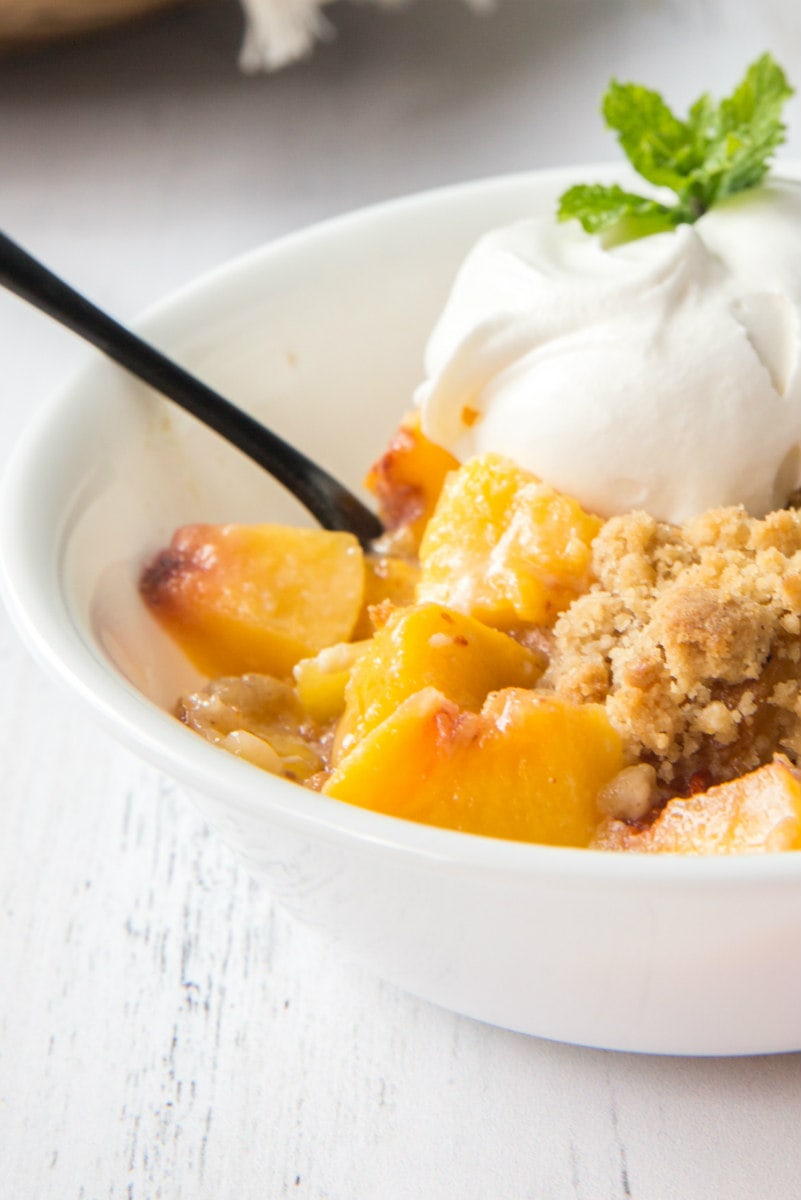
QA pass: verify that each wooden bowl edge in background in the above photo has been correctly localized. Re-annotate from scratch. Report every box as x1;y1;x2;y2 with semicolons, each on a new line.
0;0;189;45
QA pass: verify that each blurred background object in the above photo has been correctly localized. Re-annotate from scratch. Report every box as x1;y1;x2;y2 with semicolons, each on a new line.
238;0;491;72
0;0;490;69
0;0;185;44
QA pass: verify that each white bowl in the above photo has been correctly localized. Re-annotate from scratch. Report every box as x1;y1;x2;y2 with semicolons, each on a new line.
2;167;800;1056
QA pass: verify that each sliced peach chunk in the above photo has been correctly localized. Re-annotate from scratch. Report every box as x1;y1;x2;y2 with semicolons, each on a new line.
333;603;545;762
418;453;602;628
351;553;421;640
593;757;801;854
140;523;364;679
364;409;459;547
293;640;370;723
324;687;624;844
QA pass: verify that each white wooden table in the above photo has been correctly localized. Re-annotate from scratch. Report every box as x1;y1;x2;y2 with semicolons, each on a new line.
2;2;800;1195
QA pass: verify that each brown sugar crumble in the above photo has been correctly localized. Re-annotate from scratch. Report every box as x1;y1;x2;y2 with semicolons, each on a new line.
546;505;801;797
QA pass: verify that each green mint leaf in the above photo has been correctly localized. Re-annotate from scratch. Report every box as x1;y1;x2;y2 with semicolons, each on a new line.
690;53;794;205
601;82;699;193
558;53;794;241
557;184;678;237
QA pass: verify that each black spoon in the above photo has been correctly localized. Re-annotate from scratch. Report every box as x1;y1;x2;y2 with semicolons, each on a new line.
0;231;384;548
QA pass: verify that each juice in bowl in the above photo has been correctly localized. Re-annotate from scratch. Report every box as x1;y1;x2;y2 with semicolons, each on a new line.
2;54;800;1055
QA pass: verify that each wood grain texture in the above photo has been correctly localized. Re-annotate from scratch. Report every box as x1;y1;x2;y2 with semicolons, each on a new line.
2;2;801;1196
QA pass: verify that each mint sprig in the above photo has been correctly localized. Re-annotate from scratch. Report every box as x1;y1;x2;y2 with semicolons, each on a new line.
558;53;794;242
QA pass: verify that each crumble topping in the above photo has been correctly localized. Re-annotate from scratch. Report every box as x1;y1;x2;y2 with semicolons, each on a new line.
547;505;801;792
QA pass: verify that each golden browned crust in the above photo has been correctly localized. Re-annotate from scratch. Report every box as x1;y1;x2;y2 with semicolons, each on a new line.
547;506;801;793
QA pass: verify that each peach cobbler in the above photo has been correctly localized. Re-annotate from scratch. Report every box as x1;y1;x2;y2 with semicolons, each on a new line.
141;418;801;854
141;56;801;852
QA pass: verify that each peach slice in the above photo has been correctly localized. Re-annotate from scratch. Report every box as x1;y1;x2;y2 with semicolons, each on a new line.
351;553;421;640
594;757;801;853
293;640;370;723
333;603;545;762
140;523;364;679
324;686;624;845
418;453;602;628
364;409;459;547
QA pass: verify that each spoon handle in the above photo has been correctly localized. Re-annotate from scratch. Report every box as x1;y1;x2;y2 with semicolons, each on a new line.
0;231;383;547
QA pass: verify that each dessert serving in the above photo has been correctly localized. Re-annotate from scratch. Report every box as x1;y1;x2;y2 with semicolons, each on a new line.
141;54;801;854
5;53;801;1055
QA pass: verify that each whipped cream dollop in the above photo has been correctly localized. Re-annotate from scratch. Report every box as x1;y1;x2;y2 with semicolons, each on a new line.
416;179;801;523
